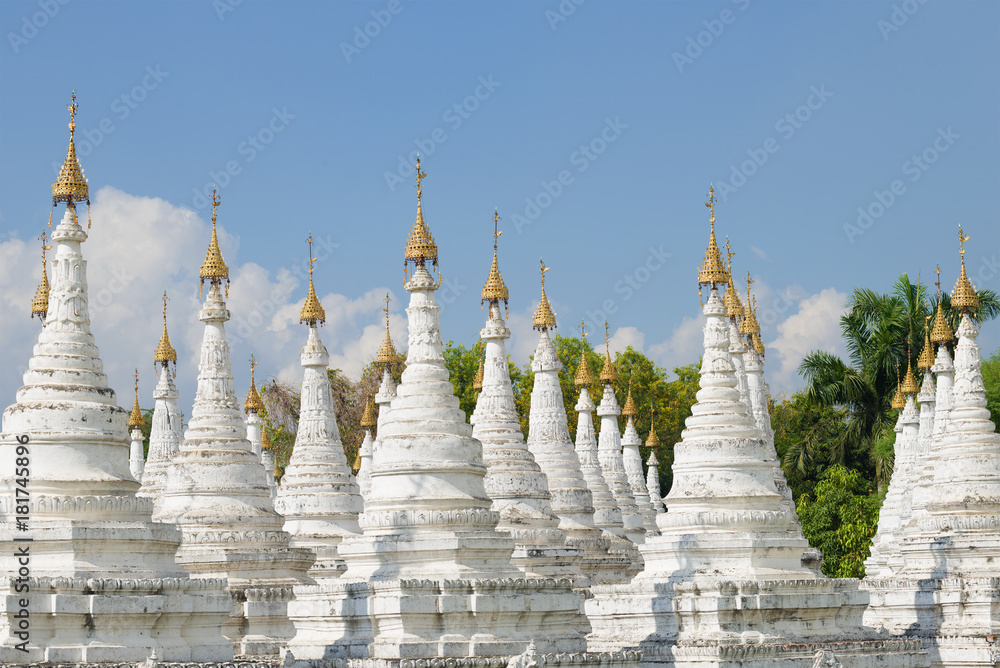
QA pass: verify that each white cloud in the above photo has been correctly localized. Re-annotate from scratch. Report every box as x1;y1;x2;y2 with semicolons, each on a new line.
648;314;706;378
0;187;407;420
766;287;848;398
751;245;773;263
609;326;645;355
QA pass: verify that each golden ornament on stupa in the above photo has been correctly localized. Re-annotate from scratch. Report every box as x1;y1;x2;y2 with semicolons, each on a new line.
200;188;230;297
300;234;326;326
31;231;52;321
481;209;509;316
128;370;146;429
697;186;729;290
403;158;438;274
929;266;954;345
951;227;979;313
532;259;557;331
244;354;265;415
574;321;595;387
599;321;617;384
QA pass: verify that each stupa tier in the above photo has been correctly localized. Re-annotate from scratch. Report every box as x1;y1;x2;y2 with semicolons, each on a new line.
0;95;230;664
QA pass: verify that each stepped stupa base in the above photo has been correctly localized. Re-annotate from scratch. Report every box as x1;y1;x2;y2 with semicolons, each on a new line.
863;577;1000;668
285;577;588;664
587;578;929;668
0;576;232;664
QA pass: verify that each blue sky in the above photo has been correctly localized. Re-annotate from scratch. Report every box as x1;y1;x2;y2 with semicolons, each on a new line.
1;0;998;410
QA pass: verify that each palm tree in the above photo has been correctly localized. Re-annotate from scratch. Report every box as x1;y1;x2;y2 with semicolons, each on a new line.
798;274;998;486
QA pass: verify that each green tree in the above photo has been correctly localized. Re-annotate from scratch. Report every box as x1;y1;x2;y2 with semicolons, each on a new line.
795;465;882;578
982;348;1000;431
772;392;849;500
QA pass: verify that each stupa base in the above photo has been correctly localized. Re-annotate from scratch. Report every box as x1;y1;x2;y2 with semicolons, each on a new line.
586;577;929;668
863;577;1000;668
0;576;232;664
285;577;587;664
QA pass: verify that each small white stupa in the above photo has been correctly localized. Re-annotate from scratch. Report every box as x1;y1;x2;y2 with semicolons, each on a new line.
867;230;1000;666
470;215;579;580
0;94;230;664
127;370;146;482
286;161;630;668
572;336;640;570
359;295;400;502
274;235;363;581
586;187;924;668
865;357;921;578
154;189;314;658
619;381;658;532
137;292;183;514
644;419;664;514
594;326;647;545
525;262;633;584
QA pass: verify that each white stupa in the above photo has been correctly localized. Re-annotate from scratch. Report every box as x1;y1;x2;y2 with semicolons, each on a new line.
243;360;277;498
0;95;230;664
572;343;640;570
285;161;633;668
644;422;664;514
525;263;633;584
619;384;658;532
274;235;363;581
136;292;183;514
154;190;314;658
865;359;921;578
359;300;401;502
470;219;579;580
586;188;925;667
127;370;147;482
594;328;647;545
866;232;1000;667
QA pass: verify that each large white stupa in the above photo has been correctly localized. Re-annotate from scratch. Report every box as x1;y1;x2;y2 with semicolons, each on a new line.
0;95;231;664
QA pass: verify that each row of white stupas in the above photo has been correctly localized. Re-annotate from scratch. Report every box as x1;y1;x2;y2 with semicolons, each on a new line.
0;96;997;668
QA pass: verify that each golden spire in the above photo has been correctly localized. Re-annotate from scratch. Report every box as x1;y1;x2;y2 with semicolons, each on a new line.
621;375;638;418
261;425;273;452
300;234;327;325
645;407;661;449
403;158;438;273
900;342;920;395
360;395;377;429
199;188;230;297
917;316;935;370
128;369;146;429
599;321;617;384
891;361;905;410
574;321;595;387
481;209;509;314
739;272;757;335
51;91;91;228
154;291;178;369
930;265;953;345
722;238;744;320
533;259;557;331
375;293;401;367
697;185;729;291
31;231;52;321
352;450;362;473
473;356;485;393
244;354;265;415
752;330;765;359
951;227;979;312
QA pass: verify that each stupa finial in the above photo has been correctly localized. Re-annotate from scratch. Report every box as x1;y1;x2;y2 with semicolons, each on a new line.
31;231;52;321
574;320;594;387
622;373;638;418
375;292;401;367
128;369;146;429
901;340;920;394
245;354;265;415
645;404;660;449
360;394;377;429
697;185;728;292
599;321;617;384
51;90;92;229
917;315;935;370
473;355;485;395
481;209;509;315
951;226;979;313
403;157;438;278
533;258;557;331
154;291;178;374
199;188;230;298
930;264;953;344
300;233;326;326
722;238;744;320
891;361;905;409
